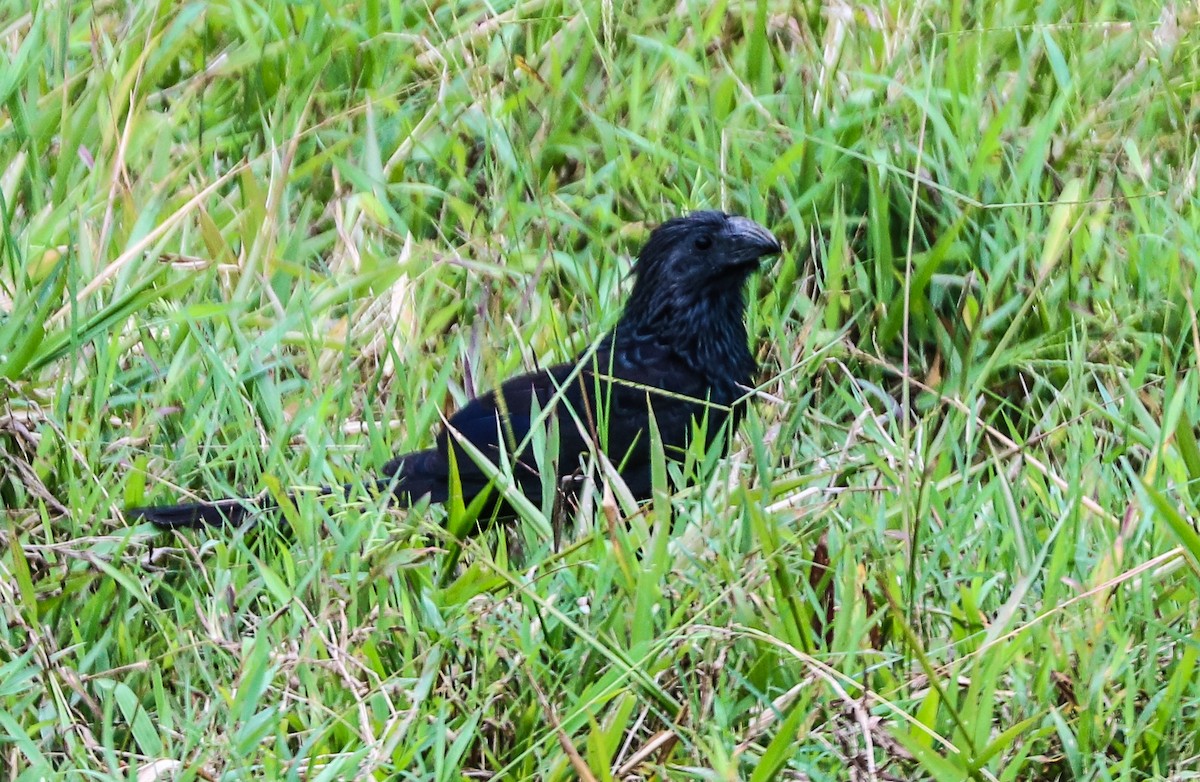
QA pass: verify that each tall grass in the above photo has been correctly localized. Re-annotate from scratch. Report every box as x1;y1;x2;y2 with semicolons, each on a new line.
2;0;1199;779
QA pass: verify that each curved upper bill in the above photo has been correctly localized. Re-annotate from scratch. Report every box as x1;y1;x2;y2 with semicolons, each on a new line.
726;216;783;264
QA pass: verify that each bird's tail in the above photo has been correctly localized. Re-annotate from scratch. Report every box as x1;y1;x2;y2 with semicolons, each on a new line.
126;497;259;529
129;448;442;530
128;480;404;530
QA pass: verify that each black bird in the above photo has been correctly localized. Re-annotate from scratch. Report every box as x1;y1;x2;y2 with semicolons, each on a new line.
128;211;781;530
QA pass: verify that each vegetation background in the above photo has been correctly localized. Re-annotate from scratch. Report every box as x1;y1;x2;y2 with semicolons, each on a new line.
3;0;1200;779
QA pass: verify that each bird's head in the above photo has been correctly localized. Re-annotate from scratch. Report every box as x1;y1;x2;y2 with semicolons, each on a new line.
615;210;781;366
632;211;782;292
621;211;781;331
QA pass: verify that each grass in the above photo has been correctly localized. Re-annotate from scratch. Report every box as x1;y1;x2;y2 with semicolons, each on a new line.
3;0;1200;779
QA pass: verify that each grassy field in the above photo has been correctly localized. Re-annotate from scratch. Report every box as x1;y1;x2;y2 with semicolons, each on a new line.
3;0;1200;779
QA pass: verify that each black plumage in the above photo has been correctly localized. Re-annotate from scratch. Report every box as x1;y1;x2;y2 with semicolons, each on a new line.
128;211;781;530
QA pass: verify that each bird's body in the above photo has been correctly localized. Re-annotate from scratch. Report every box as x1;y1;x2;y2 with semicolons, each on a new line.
385;330;745;513
128;211;781;531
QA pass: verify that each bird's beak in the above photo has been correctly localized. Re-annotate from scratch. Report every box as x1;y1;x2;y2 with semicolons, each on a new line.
726;216;782;264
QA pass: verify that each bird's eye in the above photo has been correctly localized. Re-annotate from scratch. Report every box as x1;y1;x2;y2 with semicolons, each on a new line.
693;235;713;251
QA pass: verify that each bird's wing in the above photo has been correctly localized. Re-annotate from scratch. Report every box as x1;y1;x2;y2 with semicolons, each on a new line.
594;338;739;470
382;362;585;504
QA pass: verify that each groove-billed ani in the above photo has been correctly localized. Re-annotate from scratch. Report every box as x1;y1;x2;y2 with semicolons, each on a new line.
128;211;781;530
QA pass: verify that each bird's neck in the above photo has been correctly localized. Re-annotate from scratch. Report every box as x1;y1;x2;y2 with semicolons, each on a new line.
616;285;755;387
